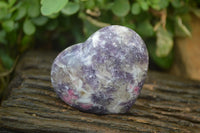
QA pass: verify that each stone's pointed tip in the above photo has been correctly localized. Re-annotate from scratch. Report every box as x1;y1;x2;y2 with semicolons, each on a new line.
51;25;148;114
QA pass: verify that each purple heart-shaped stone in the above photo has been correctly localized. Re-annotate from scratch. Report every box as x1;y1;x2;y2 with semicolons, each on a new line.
51;25;148;114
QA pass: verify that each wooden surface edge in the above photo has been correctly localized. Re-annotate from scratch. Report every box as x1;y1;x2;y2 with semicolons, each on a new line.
0;50;200;133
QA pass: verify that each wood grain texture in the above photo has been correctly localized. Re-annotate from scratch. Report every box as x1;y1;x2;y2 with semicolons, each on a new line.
0;51;200;133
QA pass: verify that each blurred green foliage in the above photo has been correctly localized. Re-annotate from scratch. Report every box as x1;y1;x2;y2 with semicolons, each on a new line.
0;0;200;99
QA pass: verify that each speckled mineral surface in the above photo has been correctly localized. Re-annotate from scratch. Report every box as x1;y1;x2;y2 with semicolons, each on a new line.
51;25;148;114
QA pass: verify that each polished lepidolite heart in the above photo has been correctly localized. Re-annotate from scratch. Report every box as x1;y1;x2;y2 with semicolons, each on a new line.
51;25;148;114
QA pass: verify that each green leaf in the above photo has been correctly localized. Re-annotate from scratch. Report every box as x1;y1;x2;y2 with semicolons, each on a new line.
47;13;59;19
71;24;85;43
131;3;141;15
41;0;68;16
2;20;14;32
28;0;40;18
46;20;58;30
0;8;8;20
149;0;159;3
103;2;114;10
14;4;27;20
175;16;191;37
139;1;149;11
191;9;200;18
171;0;182;8
0;50;14;69
124;24;136;30
111;0;130;17
83;20;99;38
0;1;8;8
0;1;8;19
159;0;169;9
0;31;7;44
146;39;173;69
85;0;95;9
23;19;36;35
8;0;16;7
20;35;32;52
150;0;169;10
32;16;48;26
61;2;80;15
137;20;154;37
156;26;173;57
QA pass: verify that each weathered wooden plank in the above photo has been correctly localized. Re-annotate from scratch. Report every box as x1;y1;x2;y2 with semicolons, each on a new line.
0;51;200;133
